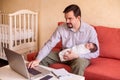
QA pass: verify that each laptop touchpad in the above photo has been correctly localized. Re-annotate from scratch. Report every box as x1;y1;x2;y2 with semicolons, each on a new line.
28;68;41;75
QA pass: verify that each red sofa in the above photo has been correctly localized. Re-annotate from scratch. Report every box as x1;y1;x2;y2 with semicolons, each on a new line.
27;25;120;80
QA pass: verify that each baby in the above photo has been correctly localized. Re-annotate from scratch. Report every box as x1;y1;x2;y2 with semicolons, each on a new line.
59;42;98;61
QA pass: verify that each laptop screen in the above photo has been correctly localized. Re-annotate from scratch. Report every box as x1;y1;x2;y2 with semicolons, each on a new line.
4;48;30;79
4;48;50;79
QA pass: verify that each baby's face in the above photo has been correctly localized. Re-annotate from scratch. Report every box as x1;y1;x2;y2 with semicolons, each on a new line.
64;50;70;55
85;43;94;49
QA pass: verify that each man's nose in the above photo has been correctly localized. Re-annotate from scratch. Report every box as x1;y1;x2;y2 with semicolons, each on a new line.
66;19;70;23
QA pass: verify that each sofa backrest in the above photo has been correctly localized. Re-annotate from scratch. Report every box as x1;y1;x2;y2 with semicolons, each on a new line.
94;26;120;59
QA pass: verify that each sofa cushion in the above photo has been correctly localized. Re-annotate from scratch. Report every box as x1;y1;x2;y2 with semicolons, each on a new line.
84;57;120;80
94;26;120;59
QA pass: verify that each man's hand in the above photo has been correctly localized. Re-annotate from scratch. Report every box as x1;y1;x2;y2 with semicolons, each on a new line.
63;50;79;61
28;59;40;68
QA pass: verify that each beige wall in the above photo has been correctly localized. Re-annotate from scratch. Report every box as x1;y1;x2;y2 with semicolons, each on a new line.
0;1;3;10
1;0;120;49
1;0;40;12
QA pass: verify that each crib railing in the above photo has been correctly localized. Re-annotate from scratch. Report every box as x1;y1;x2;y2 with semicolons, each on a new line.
0;24;9;59
0;10;38;60
8;10;38;48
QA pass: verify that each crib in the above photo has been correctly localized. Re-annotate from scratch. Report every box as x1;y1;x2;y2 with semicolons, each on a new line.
0;10;38;60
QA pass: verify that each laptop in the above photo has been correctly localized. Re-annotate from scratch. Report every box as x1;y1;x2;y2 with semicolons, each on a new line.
4;47;51;80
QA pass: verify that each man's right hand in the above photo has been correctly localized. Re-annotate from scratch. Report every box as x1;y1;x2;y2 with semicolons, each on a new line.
28;59;40;68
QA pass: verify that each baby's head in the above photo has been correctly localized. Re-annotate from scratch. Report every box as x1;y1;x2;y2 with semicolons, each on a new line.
85;42;98;53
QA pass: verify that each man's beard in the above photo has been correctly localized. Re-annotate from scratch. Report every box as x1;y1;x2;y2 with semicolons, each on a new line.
67;23;73;28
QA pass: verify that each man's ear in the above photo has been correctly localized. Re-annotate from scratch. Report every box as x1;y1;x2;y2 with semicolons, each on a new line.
77;16;81;20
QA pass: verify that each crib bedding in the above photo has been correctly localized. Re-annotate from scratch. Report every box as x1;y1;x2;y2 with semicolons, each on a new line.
0;28;34;41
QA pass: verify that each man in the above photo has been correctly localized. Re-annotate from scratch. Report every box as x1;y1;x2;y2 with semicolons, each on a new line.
28;4;99;76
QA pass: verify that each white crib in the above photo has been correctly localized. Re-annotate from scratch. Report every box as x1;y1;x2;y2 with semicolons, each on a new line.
0;10;38;60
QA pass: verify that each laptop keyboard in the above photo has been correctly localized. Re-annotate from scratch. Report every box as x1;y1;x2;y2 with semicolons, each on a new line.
28;68;41;75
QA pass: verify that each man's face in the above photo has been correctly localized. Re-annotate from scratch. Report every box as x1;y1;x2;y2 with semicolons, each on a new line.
64;11;80;28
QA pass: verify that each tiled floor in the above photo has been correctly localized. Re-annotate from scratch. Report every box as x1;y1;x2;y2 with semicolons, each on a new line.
0;59;8;67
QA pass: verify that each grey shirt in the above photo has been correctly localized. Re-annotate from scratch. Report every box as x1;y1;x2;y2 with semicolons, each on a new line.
36;21;99;61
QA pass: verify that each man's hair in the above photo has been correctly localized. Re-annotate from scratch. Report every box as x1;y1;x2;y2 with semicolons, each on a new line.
90;43;98;53
63;4;81;17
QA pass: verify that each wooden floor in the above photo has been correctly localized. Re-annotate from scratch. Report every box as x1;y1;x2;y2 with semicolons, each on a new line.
0;59;8;67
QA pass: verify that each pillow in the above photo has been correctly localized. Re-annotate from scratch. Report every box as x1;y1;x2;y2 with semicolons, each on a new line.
94;26;120;59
